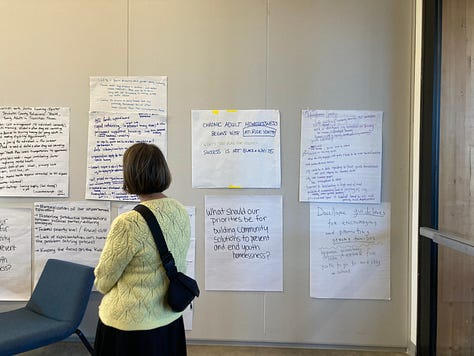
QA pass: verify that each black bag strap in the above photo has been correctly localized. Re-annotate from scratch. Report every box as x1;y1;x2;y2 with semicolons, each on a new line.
133;204;178;277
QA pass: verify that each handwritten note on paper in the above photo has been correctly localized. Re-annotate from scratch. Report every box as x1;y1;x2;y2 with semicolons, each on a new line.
90;76;167;115
299;110;383;203
34;201;110;283
86;112;167;201
0;208;31;300
310;203;390;300
0;107;69;197
192;110;281;188
205;195;283;291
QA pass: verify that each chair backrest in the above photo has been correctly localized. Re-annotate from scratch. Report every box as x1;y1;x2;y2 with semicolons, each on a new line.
26;259;94;327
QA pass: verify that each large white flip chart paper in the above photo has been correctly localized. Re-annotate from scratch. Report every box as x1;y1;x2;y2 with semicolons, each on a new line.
192;110;281;188
183;206;197;331
205;195;283;291
300;110;383;203
90;76;167;115
86;112;167;201
0;208;31;300
87;76;168;201
34;201;110;282
310;203;390;300
0;107;69;197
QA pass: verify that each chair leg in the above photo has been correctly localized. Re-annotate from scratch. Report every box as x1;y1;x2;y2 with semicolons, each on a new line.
75;329;94;355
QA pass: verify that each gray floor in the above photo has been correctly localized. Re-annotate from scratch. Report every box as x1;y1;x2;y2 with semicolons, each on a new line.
18;342;408;356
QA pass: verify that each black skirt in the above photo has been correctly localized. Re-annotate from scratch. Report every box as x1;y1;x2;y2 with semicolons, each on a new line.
93;317;187;356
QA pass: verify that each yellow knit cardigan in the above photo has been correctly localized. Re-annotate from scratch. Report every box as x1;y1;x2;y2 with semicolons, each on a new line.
94;198;191;331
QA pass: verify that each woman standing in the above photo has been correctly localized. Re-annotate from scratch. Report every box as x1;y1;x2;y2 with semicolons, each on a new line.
94;142;190;355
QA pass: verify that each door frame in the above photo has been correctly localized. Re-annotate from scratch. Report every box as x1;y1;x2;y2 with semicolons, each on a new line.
417;0;442;354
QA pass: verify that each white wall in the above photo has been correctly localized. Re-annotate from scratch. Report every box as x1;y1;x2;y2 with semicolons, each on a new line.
0;0;415;349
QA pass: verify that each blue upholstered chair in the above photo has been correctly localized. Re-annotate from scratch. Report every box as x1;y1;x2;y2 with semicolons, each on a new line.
0;259;95;355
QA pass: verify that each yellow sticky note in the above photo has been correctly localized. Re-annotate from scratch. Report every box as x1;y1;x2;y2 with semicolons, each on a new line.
227;110;238;113
228;185;242;189
212;110;219;115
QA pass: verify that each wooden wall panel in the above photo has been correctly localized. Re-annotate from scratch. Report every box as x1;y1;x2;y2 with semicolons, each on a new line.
438;0;474;354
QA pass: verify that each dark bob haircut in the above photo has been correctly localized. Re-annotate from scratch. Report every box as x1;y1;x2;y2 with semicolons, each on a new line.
122;142;171;195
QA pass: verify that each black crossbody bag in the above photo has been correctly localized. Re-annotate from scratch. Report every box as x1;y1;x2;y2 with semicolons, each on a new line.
134;204;200;312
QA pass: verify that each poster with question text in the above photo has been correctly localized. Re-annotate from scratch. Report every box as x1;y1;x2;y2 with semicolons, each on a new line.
0;208;31;300
300;110;382;203
205;195;282;291
310;202;390;300
0;107;69;197
192;110;281;188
